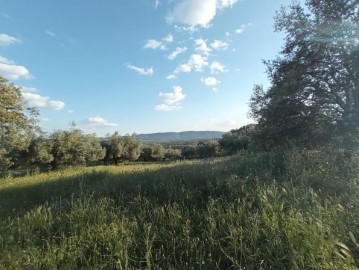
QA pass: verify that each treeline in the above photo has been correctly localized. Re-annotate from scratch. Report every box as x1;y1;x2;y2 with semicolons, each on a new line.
14;128;237;170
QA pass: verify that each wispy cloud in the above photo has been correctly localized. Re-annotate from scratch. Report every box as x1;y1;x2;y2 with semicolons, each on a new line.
46;30;56;37
87;116;118;127
41;118;50;122
210;40;229;50
0;55;31;80
235;25;245;34
127;64;154;76
168;46;187;60
163;33;174;43
210;61;227;74
156;85;186;111
235;23;252;34
167;0;238;27
0;33;21;46
166;74;177;80
194;39;212;55
144;33;174;50
144;39;166;50
175;54;209;73
2;13;11;19
0;55;14;65
154;0;160;9
218;0;238;9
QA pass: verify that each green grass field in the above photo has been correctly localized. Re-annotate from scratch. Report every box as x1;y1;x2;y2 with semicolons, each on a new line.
1;149;359;269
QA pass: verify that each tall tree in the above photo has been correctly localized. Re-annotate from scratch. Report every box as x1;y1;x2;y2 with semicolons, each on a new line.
0;77;39;170
250;0;359;148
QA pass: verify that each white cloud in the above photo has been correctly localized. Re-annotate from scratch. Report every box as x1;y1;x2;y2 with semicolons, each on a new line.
19;86;65;111
68;109;74;113
210;61;227;73
194;39;212;55
0;56;31;80
201;76;221;86
156;85;186;111
166;74;177;80
163;33;174;43
235;25;245;34
168;46;187;60
235;23;252;34
167;0;237;27
87;116;118;127
144;34;173;50
175;54;208;73
0;33;21;46
20;86;38;93
210;40;229;50
154;0;160;9
218;0;238;8
48;100;65;110
21;92;65;110
143;39;166;50
175;63;192;73
127;64;154;76
0;55;14;65
46;30;56;37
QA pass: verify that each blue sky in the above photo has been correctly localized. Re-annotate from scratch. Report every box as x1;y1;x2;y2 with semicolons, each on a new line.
1;0;297;136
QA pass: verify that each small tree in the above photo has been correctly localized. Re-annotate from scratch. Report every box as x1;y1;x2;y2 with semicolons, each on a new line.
29;136;54;167
165;147;182;161
196;140;220;158
151;144;165;161
122;134;143;161
104;131;125;165
50;128;105;168
140;146;154;162
219;124;257;155
181;145;197;160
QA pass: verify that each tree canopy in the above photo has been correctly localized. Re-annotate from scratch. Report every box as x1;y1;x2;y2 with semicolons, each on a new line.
250;0;359;148
50;128;105;168
0;77;39;170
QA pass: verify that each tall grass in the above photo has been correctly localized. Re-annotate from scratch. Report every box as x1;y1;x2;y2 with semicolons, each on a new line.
0;148;358;269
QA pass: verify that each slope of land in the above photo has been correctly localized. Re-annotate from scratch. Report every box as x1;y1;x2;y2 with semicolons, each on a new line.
0;149;358;269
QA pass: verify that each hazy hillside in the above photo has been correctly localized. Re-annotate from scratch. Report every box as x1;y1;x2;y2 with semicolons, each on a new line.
136;131;225;142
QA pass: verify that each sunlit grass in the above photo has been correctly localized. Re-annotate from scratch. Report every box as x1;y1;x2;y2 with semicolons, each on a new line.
0;150;358;269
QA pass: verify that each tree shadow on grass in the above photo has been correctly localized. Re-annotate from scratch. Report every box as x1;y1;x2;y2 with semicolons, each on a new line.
0;158;247;219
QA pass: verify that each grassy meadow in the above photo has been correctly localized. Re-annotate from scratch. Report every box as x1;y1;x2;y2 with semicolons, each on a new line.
1;149;359;269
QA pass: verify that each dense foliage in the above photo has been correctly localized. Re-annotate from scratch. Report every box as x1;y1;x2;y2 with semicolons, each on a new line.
0;149;358;269
249;0;359;148
0;77;39;170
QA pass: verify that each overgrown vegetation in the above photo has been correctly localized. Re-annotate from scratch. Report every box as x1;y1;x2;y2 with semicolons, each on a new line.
0;148;358;269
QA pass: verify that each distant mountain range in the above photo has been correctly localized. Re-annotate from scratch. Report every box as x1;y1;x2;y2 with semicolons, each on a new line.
136;131;225;142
